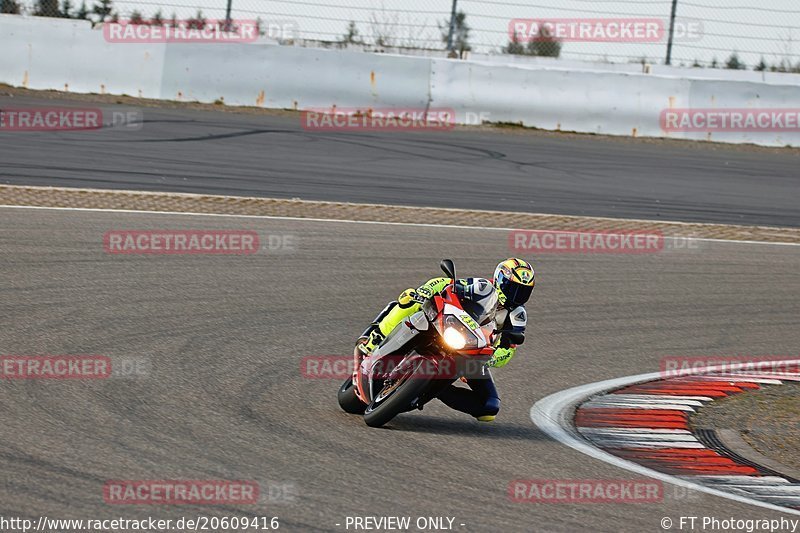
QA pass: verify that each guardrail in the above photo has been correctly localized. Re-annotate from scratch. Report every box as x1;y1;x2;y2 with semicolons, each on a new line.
2;15;799;147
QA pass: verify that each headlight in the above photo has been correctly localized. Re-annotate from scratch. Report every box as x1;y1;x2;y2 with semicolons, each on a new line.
443;327;467;350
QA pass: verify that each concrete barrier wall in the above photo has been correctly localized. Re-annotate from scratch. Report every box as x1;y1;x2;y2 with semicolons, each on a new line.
464;53;800;87
682;79;800;145
2;15;799;147
431;58;800;145
430;59;690;138
0;15;165;97
160;44;431;109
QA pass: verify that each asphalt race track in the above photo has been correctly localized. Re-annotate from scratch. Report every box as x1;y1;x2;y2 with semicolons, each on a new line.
1;94;799;227
1;207;799;531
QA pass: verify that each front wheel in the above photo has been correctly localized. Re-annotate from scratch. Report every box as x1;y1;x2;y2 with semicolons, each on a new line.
338;377;366;414
363;358;431;428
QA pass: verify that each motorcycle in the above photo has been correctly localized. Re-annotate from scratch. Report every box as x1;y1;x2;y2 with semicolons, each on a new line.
337;259;522;427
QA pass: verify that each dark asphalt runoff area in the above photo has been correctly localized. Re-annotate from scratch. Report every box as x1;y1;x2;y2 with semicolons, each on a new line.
1;94;798;227
1;207;799;531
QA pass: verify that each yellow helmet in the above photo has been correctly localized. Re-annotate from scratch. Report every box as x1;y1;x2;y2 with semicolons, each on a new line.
493;258;535;307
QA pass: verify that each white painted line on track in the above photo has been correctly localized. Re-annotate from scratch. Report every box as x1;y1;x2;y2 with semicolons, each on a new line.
577;428;693;435
586;396;706;406
531;360;800;515
681;376;786;385
683;476;792;485
581;401;698;411
2;204;800;247
606;394;715;401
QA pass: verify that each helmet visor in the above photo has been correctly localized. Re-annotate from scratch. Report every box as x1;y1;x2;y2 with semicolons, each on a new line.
503;282;533;307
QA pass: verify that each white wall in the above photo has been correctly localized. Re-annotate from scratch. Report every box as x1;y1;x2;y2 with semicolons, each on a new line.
2;15;799;147
430;59;690;138
160;44;431;109
0;15;165;97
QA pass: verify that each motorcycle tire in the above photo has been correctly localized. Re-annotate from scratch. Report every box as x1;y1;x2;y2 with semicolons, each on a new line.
363;359;430;428
338;377;367;414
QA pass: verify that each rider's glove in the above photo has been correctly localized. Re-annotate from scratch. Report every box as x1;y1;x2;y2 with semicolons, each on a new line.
487;346;516;368
414;286;434;302
399;288;431;307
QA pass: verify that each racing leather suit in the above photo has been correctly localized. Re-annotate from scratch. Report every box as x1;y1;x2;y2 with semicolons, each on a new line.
358;277;527;421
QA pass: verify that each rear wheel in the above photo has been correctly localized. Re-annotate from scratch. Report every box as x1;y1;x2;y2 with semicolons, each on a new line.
337;377;366;414
363;358;431;428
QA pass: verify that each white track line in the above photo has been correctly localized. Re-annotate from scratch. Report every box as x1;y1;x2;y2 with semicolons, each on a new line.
1;204;799;247
531;360;800;516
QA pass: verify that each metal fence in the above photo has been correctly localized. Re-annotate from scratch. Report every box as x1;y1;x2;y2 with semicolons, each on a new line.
8;0;800;71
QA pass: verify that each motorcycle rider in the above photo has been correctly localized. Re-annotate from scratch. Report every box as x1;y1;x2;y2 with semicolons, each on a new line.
356;258;535;422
